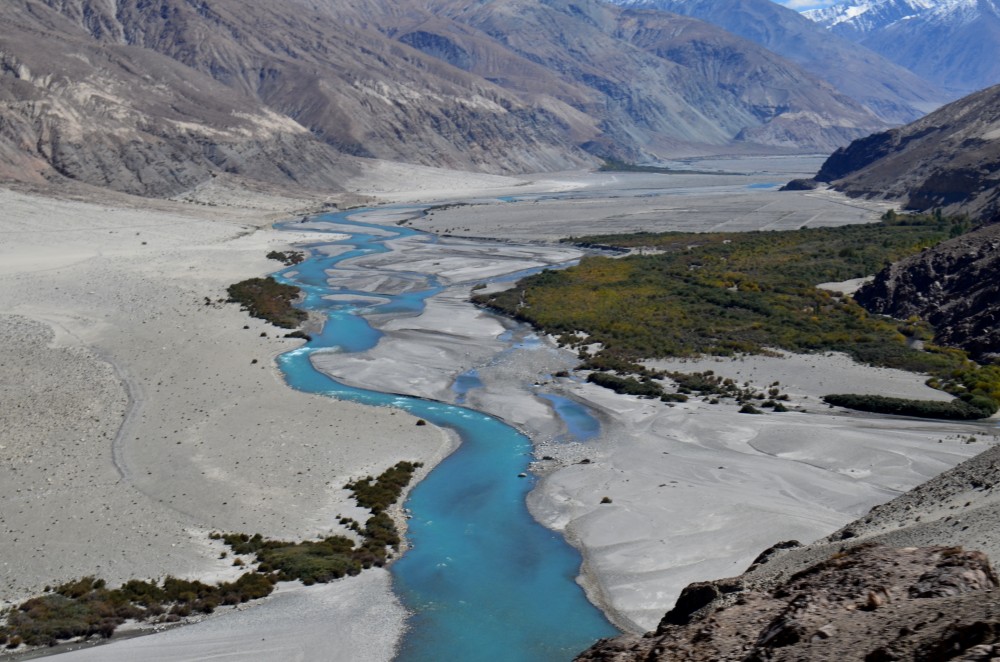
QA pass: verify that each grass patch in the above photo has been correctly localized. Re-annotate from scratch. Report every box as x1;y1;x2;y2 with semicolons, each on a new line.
227;276;307;328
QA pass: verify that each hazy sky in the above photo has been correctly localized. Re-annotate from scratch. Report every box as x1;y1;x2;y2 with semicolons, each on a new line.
776;0;840;9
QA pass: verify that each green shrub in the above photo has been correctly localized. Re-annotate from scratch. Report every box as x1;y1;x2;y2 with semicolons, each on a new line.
822;394;993;420
345;461;423;514
474;214;999;414
587;372;664;398
226;277;307;328
4;459;426;650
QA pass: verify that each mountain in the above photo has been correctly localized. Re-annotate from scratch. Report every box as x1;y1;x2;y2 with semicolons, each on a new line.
411;0;884;152
797;83;1000;362
805;0;1000;97
577;443;1000;660
0;0;590;197
0;0;889;197
608;0;945;124
810;83;1000;221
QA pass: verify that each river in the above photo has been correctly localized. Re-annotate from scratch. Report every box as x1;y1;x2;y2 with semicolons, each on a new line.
271;209;619;660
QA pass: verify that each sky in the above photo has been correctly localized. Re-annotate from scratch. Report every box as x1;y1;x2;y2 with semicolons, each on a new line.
775;0;840;9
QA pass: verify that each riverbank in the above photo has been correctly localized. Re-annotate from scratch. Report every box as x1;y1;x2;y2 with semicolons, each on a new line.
306;156;997;633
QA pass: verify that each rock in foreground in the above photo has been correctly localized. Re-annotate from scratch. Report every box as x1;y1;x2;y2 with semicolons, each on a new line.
577;545;1000;661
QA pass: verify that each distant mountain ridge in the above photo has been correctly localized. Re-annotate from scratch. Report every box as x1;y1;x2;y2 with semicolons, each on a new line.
607;0;945;123
0;0;895;197
805;0;1000;97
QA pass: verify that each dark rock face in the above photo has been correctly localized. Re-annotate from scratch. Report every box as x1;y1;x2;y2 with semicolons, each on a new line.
815;130;901;182
576;545;1000;661
854;223;1000;362
808;84;1000;221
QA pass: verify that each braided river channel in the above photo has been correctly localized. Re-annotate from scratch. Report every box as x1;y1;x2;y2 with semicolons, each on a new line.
271;207;619;661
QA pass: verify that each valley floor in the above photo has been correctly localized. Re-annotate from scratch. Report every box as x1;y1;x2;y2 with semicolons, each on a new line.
1;156;995;659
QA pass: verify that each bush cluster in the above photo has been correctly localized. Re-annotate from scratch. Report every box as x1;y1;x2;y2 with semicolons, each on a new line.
0;574;276;648
586;372;665;399
1;461;422;650
345;461;423;514
265;250;305;266
226;276;307;328
822;394;997;420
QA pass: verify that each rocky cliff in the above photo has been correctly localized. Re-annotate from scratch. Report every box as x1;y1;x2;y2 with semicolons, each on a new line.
813;83;1000;221
854;223;1000;362
0;0;891;197
578;443;1000;661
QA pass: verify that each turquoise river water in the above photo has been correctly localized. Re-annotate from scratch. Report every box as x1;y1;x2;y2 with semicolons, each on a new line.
271;209;619;661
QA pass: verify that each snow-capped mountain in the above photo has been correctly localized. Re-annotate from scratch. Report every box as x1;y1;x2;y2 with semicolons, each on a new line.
806;0;948;36
804;0;1000;96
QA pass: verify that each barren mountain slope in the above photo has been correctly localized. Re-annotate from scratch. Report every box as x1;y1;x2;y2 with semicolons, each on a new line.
814;83;1000;221
0;0;891;196
396;0;885;153
0;2;354;197
610;0;946;123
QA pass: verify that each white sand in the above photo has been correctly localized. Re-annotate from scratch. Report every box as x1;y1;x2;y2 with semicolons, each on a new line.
530;358;989;631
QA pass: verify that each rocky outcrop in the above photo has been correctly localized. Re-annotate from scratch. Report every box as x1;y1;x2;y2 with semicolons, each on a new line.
579;439;1000;661
809;84;1000;221
577;545;1000;661
854;223;1000;362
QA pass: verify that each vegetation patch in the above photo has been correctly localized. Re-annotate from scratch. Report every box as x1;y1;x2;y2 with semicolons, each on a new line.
0;574;276;648
346;460;422;514
0;461;422;650
598;159;735;176
822;394;997;420
266;250;306;266
474;212;999;417
586;372;666;399
227;276;308;328
218;461;425;583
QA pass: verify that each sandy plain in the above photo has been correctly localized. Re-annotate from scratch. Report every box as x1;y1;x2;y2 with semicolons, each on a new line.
2;156;996;659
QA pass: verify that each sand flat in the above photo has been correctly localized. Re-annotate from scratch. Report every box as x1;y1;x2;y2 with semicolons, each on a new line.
0;186;450;659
